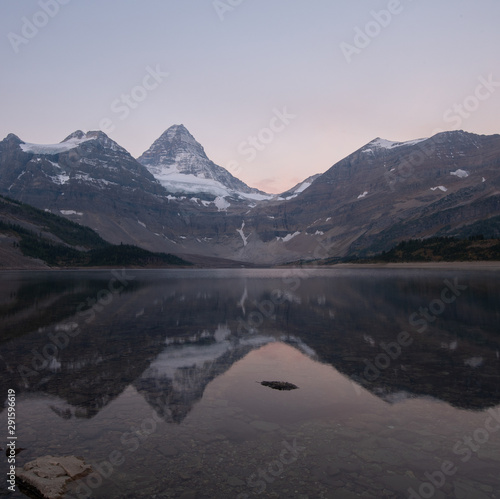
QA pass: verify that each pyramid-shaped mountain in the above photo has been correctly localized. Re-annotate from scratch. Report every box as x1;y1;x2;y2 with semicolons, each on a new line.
137;124;269;199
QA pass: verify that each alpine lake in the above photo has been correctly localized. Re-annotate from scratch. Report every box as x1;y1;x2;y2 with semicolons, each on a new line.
0;267;499;499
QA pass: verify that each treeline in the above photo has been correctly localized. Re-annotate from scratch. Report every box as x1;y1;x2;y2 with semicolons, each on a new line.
0;220;190;267
86;244;189;267
0;194;191;267
344;236;500;263
0;194;107;248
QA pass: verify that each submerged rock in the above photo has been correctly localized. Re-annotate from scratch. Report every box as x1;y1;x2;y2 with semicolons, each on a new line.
260;381;298;391
16;455;93;499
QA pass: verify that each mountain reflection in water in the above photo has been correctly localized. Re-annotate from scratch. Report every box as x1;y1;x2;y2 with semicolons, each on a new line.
0;268;499;498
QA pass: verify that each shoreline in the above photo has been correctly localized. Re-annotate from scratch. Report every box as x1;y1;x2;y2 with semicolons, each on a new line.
318;261;500;270
1;261;500;272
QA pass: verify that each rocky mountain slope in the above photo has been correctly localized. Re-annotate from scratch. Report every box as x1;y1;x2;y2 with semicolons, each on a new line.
0;128;499;265
271;131;500;258
0;194;190;268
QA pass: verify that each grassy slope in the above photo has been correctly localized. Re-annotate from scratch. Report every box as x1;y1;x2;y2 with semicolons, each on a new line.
0;195;191;267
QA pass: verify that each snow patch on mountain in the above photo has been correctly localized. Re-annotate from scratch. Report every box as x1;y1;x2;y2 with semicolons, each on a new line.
295;181;312;193
60;210;83;216
20;136;94;155
277;231;301;242
278;174;320;200
364;137;428;153
430;186;448;192
357;191;368;199
450;169;469;178
214;196;230;211
50;174;70;184
147;164;273;200
236;222;249;246
148;166;229;196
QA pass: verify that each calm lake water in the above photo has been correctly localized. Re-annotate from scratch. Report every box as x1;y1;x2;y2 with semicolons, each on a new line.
0;268;499;499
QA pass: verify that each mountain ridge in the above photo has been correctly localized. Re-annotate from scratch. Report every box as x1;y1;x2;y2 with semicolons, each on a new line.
0;127;499;265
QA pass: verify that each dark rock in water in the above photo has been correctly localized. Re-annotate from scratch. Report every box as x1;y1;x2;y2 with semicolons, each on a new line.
16;455;93;499
260;381;298;391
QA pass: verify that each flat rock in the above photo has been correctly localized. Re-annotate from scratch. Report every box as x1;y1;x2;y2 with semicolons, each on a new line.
16;455;93;499
260;381;298;391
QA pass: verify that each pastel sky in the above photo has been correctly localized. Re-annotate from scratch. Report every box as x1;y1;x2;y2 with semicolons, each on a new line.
1;0;499;193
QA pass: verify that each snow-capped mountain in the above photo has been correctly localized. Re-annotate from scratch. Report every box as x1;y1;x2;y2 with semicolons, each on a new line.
137;124;271;200
267;130;500;258
4;130;163;195
0;130;192;254
360;136;429;154
1;128;500;265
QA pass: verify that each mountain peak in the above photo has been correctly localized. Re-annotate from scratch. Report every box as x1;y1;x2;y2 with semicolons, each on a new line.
62;130;127;153
163;125;204;154
63;130;87;142
165;123;188;133
137;125;268;198
3;133;22;143
363;130;487;154
14;130;128;157
431;130;479;142
364;136;429;152
137;125;208;168
19;131;94;155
